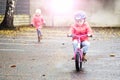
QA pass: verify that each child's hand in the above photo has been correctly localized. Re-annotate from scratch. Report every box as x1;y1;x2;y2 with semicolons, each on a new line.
43;23;46;26
67;34;72;37
87;34;92;37
30;24;34;27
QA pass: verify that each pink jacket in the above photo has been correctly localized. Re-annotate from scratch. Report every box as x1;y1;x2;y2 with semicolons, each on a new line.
31;14;45;29
69;22;93;41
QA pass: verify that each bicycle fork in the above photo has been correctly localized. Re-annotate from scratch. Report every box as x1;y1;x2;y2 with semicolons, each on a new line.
74;48;83;62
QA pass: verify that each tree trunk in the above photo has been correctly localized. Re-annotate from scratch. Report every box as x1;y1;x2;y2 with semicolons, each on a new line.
0;0;16;30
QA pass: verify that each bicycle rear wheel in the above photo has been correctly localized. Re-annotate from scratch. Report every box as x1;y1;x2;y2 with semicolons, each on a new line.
75;52;82;71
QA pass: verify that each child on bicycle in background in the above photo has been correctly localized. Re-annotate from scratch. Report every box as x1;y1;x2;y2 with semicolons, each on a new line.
68;11;93;61
31;8;45;43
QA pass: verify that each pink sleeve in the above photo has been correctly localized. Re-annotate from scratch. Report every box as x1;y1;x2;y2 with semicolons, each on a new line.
41;16;45;24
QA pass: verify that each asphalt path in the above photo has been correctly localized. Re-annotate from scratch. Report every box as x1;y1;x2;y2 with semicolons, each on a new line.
0;27;120;80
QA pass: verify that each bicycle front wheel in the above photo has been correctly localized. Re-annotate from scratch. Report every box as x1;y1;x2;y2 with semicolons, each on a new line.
75;52;82;71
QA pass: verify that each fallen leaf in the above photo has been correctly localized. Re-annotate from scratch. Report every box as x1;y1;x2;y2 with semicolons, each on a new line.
10;65;16;68
109;53;115;57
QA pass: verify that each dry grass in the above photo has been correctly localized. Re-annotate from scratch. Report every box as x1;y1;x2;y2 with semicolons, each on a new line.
92;27;120;37
0;26;120;38
0;26;34;37
0;30;17;36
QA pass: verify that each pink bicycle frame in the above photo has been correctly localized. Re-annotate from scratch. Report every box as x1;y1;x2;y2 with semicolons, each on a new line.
72;34;87;61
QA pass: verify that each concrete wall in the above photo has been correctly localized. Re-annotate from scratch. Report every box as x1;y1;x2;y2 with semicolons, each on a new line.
88;0;120;27
30;0;120;27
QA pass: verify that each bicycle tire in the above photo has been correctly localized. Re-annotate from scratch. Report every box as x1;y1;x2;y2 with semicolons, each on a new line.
75;52;82;71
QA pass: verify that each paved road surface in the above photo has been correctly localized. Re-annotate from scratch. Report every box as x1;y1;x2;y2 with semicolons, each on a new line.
0;27;120;80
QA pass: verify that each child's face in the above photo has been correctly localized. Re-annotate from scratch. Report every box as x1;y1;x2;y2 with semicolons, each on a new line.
75;19;84;26
36;12;41;15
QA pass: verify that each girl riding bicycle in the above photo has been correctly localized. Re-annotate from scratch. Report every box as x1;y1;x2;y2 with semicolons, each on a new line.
68;11;93;61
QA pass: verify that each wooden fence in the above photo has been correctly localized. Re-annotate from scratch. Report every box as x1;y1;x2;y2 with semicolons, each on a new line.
0;15;30;26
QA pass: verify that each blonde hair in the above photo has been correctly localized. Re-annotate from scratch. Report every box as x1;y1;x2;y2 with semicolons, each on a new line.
35;9;41;14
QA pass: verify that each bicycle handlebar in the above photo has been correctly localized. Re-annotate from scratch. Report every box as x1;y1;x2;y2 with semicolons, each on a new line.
72;34;87;38
67;34;92;38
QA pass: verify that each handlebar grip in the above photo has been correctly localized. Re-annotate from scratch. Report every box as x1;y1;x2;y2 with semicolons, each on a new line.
67;34;72;37
88;35;93;37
